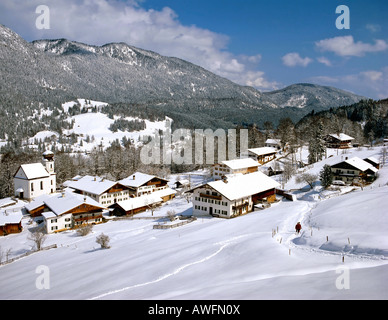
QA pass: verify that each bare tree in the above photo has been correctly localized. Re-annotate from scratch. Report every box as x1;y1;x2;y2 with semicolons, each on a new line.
282;162;295;183
28;226;47;251
96;233;110;249
183;191;192;203
167;210;176;222
296;173;318;189
76;223;93;236
381;147;387;168
144;198;160;216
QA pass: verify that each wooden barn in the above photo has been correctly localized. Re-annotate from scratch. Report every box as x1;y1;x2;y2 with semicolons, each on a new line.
110;193;163;217
0;211;23;236
247;147;278;165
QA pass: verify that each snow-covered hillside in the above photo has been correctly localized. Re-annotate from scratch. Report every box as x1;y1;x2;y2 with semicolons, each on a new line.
26;99;172;153
0;147;387;300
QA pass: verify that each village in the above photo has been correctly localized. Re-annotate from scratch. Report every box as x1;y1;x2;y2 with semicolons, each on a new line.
0;132;382;236
1;132;387;299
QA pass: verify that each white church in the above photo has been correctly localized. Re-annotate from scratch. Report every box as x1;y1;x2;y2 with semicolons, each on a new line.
13;151;57;201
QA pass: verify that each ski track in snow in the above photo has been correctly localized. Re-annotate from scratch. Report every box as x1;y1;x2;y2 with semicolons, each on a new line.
89;243;229;300
88;234;259;300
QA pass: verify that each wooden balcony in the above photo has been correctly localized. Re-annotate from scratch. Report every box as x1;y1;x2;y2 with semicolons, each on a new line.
73;214;103;223
199;193;222;200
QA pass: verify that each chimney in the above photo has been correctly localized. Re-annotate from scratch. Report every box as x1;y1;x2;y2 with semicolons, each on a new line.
222;177;228;184
62;191;65;198
133;175;136;180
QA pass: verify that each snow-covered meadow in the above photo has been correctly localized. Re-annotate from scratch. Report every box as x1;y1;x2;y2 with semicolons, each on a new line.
0;146;387;300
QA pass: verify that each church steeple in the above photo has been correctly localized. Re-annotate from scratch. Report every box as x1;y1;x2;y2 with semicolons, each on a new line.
42;150;55;174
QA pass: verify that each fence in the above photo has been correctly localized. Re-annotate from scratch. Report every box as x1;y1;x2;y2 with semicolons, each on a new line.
153;217;197;229
0;244;57;266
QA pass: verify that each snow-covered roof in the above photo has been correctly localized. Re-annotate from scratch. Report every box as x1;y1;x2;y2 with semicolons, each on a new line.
67;175;124;195
364;157;379;165
25;193;56;212
115;193;163;212
43;192;104;216
0;198;17;208
205;171;280;201
328;133;354;141
248;147;278;157
334;157;378;173
152;187;176;198
119;172;168;188
219;158;259;170
0;210;22;226
41;211;57;219
265;139;281;145
17;163;49;179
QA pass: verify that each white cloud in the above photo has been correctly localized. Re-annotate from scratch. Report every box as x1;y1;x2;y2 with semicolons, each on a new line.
315;36;388;57
244;71;280;91
366;24;381;33
282;52;312;67
0;0;275;91
317;56;332;67
310;67;388;99
360;71;383;82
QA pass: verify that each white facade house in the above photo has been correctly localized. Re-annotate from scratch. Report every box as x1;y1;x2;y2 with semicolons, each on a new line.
67;176;132;207
331;156;378;184
41;191;106;234
119;172;174;200
190;171;280;219
212;158;259;180
14;151;56;200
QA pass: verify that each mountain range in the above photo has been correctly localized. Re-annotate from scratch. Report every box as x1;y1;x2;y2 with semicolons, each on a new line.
0;24;366;134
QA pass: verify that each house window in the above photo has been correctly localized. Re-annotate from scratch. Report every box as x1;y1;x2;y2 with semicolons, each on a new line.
31;182;34;192
40;181;44;190
51;218;57;223
51;226;58;231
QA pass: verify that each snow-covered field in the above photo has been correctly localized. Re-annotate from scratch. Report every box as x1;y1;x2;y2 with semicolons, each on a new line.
1;147;388;300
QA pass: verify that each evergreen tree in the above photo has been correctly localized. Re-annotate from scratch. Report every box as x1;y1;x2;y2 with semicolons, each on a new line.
319;164;333;189
308;120;326;164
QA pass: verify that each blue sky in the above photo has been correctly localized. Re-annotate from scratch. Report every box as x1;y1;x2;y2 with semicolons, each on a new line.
1;0;387;98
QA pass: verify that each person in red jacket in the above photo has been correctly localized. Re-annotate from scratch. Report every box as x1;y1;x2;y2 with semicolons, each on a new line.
295;222;302;234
